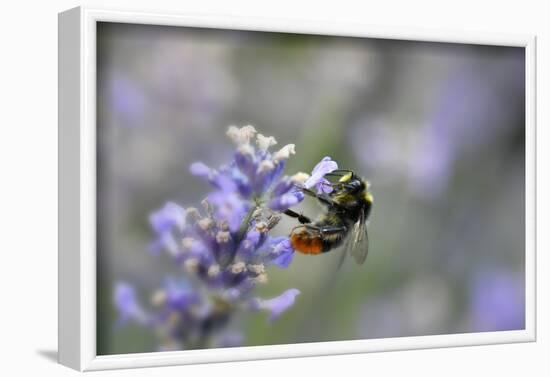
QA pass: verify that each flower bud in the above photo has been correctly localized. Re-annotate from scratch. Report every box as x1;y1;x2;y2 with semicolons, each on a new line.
256;134;277;151
273;144;296;161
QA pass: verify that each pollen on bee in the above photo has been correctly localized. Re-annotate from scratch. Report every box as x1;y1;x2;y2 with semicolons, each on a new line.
339;172;353;183
364;192;373;203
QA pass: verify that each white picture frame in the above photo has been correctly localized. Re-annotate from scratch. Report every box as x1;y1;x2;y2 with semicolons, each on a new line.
58;5;537;371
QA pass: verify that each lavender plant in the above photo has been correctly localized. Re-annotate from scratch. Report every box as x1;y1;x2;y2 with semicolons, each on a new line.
114;125;332;351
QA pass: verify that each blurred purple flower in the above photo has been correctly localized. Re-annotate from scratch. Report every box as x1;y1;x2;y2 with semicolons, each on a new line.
148;202;187;257
162;278;199;312
408;122;455;199
114;126;326;350
109;75;147;125
268;190;305;212
150;44;236;123
409;62;524;199
149;202;186;233
350;58;524;201
469;268;525;332
114;282;147;326
255;288;301;322
189;162;215;180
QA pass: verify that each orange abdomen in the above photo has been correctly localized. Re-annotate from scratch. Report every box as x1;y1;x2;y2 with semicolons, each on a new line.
290;232;323;255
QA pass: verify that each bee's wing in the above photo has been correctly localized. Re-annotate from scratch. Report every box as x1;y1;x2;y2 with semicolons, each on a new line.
337;212;369;268
337;234;351;269
350;211;369;265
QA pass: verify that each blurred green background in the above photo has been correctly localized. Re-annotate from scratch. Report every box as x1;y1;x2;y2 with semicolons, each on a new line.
96;22;525;355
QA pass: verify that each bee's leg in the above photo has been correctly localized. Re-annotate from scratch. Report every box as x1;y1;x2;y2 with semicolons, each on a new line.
301;188;344;209
300;187;319;198
299;224;321;231
297;224;346;235
317;225;347;235
320;181;344;190
301;187;331;202
283;209;312;224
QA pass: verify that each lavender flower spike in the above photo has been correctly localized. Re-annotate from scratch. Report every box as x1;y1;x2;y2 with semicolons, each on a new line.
115;125;309;351
304;156;338;194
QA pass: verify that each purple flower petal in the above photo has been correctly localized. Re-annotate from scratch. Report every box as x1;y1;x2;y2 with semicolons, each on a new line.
259;289;301;321
268;191;304;212
269;239;295;268
263;236;287;247
149;202;186;257
212;174;238;194
234;147;258;179
271;252;294;268
164;278;198;311
190;162;214;179
237;230;262;259
114;282;147;325
304;156;338;194
317;178;335;194
188;238;209;257
149;202;186;234
157;232;179;257
271;178;294;197
208;190;249;232
230;169;252;197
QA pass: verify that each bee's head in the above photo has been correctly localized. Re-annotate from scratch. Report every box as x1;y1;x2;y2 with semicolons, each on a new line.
338;172;364;188
338;172;354;184
338;172;371;198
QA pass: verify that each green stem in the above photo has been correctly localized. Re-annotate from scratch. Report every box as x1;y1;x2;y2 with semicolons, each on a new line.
236;206;258;244
221;202;260;268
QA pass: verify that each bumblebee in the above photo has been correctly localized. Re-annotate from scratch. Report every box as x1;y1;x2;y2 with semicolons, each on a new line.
284;170;372;266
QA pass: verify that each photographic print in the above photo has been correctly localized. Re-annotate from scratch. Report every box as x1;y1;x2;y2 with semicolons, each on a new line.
94;21;526;356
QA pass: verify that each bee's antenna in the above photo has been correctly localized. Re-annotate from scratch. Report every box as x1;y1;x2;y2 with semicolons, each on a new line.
331;169;354;174
325;169;355;179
